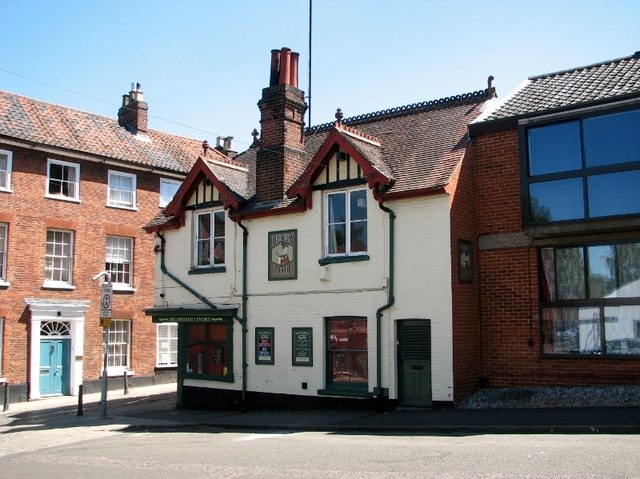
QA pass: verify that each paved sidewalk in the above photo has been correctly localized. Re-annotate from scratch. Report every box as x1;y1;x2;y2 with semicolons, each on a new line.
2;383;640;437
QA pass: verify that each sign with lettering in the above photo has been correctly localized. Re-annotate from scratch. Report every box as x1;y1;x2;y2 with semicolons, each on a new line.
268;230;297;280
292;327;313;366
255;327;274;364
100;283;113;321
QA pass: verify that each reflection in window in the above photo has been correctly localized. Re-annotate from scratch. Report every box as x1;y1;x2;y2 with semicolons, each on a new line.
583;109;640;168
184;322;232;379
195;211;225;267
529;179;584;224
327;317;368;388
528;120;582;176
588;170;640;218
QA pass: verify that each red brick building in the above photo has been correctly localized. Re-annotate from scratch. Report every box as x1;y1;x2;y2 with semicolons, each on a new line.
469;52;640;389
0;85;228;402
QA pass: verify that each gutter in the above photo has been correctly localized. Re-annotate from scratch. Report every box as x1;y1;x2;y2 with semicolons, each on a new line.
237;220;249;412
375;202;395;405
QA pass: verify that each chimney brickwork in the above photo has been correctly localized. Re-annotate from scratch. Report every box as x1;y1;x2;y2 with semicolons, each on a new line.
118;83;148;134
256;48;307;202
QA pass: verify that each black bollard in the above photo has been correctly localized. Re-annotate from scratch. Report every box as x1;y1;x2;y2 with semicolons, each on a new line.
123;372;128;395
2;382;8;412
77;384;84;416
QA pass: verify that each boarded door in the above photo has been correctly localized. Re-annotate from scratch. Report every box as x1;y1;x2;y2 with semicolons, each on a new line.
397;319;431;407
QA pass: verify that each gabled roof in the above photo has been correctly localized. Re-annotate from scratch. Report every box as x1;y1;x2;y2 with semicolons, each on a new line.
471;51;640;134
0;89;227;173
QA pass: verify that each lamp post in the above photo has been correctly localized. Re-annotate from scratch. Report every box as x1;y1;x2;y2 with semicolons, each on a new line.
93;270;112;418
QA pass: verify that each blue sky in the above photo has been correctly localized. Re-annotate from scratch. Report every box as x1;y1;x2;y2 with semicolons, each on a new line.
1;0;638;152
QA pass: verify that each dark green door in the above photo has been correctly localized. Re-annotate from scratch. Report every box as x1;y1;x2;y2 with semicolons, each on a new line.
397;319;432;407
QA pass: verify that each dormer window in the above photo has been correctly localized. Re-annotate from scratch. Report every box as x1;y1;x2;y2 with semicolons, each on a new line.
324;188;368;258
107;170;137;209
194;210;225;268
46;159;79;202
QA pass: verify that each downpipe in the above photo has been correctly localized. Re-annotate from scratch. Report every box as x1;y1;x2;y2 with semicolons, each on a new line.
237;220;249;412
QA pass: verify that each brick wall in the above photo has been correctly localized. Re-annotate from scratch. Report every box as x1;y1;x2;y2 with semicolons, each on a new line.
0;143;163;386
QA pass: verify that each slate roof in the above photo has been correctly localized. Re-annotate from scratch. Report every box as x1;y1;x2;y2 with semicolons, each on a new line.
473;51;640;129
0;90;226;174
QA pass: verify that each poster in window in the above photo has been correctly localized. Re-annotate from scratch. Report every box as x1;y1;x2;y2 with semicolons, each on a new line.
255;327;274;364
292;327;313;366
458;239;473;283
268;229;297;280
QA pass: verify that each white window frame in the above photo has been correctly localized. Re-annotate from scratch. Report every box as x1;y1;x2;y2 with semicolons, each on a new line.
323;188;368;258
156;323;178;367
159;178;181;207
193;210;225;268
0;223;7;285
44;229;74;289
0;149;13;193
106;236;134;290
107;319;132;376
107;170;137;209
46;158;80;202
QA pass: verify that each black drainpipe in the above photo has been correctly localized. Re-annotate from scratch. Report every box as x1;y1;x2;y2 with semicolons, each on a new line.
237;220;249;412
375;202;395;409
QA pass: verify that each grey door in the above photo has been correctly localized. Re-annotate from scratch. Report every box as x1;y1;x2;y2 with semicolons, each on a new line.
397;319;432;407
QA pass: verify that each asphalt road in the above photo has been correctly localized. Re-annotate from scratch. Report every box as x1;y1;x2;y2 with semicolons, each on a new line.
2;428;639;478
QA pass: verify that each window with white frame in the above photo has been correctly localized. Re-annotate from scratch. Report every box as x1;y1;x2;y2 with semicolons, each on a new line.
157;323;178;367
46;158;79;201
106;236;133;288
107;170;137;209
159;178;181;207
0;149;12;192
324;189;368;257
107;319;131;374
44;229;74;286
0;223;7;283
194;210;225;267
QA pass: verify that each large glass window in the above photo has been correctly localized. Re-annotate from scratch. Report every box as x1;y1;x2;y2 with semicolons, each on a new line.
0;149;12;192
157;323;178;367
184;322;232;380
326;317;368;390
541;240;640;356
194;210;225;267
325;189;368;257
106;236;133;288
0;223;7;282
524;107;640;225
46;159;79;201
107;170;137;209
44;229;74;286
107;320;131;374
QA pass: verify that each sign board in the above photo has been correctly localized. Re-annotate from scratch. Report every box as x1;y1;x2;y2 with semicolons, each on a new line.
100;283;113;321
292;327;313;366
255;327;274;364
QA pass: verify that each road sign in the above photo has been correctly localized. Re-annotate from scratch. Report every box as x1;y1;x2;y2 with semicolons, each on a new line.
100;283;113;321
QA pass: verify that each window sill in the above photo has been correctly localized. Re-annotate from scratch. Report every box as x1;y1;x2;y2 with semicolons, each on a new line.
42;282;76;291
104;368;134;378
112;285;137;294
155;364;178;369
318;255;369;266
0;188;13;194
184;373;234;383
318;386;370;398
189;266;227;275
44;194;80;203
0;280;9;288
106;204;139;212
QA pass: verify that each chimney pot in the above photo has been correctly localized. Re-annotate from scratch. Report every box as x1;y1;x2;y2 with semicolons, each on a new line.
278;47;292;86
290;52;299;88
270;49;281;87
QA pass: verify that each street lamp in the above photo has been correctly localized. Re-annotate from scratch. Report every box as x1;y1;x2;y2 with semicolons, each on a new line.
92;270;112;418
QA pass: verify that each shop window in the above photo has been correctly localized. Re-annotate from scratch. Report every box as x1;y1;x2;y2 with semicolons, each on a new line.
541;240;640;356
524;108;640;225
184;321;233;381
325;317;368;393
157;323;178;367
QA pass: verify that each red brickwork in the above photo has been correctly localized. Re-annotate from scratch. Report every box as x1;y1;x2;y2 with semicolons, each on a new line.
0;144;160;385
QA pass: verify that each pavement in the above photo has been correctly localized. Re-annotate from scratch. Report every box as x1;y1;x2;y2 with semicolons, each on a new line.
2;383;640;438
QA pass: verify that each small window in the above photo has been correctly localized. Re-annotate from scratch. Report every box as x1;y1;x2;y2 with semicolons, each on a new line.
194;210;225;268
0;223;7;283
159;178;181;207
0;149;13;192
157;323;178;367
44;229;74;287
326;317;368;391
107;319;131;375
46;159;79;201
106;236;133;289
324;189;368;257
107;170;137;209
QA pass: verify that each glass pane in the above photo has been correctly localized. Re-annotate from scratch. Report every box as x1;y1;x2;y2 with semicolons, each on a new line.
329;319;348;350
350;320;368;350
556;247;585;300
540;248;556;302
588;170;640;218
207;344;227;376
213;238;225;265
186;324;206;340
186;343;206;374
208;323;227;341
348;351;368;382
604;306;640;355
197;214;210;239
542;307;600;354
328;193;346;224
328;224;345;255
617;242;640;298
584;109;640;167
529;179;584;223
329;351;349;381
528;121;582;176
214;212;225;238
350;190;367;221
588;245;616;298
350;221;367;253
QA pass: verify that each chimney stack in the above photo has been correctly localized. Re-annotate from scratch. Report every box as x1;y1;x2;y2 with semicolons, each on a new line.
118;82;148;134
256;48;307;202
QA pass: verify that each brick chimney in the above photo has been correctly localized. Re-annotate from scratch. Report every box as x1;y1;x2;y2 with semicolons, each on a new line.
118;82;148;134
256;48;307;202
